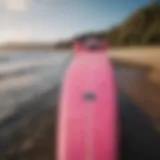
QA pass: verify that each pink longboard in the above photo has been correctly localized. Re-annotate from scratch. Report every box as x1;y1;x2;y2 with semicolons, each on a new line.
57;41;117;160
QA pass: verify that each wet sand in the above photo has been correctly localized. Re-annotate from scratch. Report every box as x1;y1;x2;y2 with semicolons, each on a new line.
115;66;160;130
0;49;160;159
0;86;59;160
0;65;160;160
110;47;160;129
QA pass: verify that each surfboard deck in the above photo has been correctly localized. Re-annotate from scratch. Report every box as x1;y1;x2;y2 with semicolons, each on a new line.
57;52;117;160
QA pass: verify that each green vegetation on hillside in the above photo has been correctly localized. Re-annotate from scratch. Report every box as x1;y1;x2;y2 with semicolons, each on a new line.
54;3;160;49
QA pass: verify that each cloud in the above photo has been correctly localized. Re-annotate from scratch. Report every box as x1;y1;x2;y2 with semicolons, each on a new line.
4;0;32;12
0;29;33;43
0;28;54;44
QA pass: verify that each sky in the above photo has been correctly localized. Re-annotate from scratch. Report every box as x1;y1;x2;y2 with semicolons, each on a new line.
0;0;150;43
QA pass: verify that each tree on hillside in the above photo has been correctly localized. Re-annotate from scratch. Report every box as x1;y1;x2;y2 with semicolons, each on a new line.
151;0;160;5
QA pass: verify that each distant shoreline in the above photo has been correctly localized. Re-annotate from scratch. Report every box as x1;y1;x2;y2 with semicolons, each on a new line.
0;45;159;53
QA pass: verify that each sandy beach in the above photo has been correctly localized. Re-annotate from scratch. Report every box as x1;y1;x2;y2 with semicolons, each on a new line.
0;48;160;159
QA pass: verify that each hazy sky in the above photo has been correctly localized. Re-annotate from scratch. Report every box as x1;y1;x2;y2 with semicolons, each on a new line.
0;0;150;43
